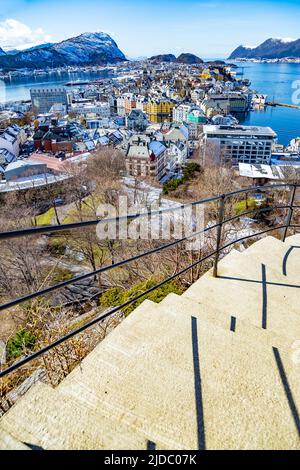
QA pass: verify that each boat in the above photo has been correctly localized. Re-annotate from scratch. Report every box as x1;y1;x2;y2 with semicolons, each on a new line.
65;80;90;87
252;93;267;107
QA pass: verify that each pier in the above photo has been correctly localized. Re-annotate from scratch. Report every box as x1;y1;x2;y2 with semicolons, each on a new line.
266;101;300;110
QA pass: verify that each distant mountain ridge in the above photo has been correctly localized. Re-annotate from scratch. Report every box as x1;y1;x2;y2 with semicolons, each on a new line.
0;32;127;69
148;53;203;64
229;38;300;59
176;53;203;64
149;54;176;63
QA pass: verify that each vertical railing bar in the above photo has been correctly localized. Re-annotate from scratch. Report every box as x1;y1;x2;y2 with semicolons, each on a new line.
282;184;297;242
213;194;226;278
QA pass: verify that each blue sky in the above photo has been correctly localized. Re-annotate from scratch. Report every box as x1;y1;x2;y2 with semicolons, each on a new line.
0;0;299;57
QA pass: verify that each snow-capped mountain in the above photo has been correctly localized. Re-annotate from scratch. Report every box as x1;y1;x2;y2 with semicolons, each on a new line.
0;32;127;69
229;37;300;59
0;47;6;57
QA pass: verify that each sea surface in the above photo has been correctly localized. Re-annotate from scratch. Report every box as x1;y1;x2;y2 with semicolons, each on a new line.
236;61;300;145
0;69;112;103
1;62;300;146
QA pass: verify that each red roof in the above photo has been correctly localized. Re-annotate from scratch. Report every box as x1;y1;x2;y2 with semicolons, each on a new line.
29;154;69;172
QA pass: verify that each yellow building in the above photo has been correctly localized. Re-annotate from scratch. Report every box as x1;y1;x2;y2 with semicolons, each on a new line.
200;68;212;80
146;100;175;123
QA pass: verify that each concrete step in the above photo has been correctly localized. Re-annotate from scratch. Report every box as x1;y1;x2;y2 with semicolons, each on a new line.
285;234;300;246
1;296;299;450
184;242;300;340
56;301;300;450
0;383;53;450
158;293;294;353
239;236;300;282
0;381;161;450
219;239;300;325
1;235;300;450
0;428;31;450
0;303;175;450
1;300;200;450
219;238;300;303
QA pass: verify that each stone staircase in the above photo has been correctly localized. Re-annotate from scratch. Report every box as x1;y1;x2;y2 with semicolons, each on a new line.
0;235;300;450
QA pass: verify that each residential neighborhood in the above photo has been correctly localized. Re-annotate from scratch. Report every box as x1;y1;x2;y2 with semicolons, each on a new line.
1;57;299;194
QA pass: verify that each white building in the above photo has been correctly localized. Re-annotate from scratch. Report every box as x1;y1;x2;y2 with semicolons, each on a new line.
70;101;111;117
86;117;111;129
187;122;201;140
202;125;277;166
191;88;205;105
288;137;300;154
211;114;238;126
172;104;192;124
135;95;148;112
116;95;126;112
0;125;26;157
155;123;189;146
165;141;188;172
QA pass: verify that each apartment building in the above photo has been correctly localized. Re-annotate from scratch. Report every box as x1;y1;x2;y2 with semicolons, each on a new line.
165;141;188;172
173;104;192;124
135;95;148;113
201;92;248;118
191;88;206;105
126;109;148;132
70;101;110;117
125;135;166;180
30;88;69;115
155;122;189;146
145;99;175;123
202;125;277;165
0;124;27;157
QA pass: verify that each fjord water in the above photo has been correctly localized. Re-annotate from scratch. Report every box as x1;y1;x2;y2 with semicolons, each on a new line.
237;61;300;145
0;69;112;103
1;62;300;146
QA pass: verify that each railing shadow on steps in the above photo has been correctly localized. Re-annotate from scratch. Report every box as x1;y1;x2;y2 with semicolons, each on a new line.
0;182;300;379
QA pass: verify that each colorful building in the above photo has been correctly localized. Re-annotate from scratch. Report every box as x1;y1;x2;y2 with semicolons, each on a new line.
200;69;212;81
187;109;206;124
146;100;175;123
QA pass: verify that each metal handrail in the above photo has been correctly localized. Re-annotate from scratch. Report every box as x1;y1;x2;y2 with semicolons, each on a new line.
0;203;288;313
0;223;219;312
0;182;293;241
0;183;299;379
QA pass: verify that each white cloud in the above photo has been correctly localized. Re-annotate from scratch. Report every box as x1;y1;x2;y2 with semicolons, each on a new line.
0;19;52;51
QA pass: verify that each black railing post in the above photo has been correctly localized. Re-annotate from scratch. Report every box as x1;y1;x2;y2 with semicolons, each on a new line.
282;184;297;242
213;195;226;278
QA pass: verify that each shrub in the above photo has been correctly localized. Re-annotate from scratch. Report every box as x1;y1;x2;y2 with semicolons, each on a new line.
48;237;66;256
182;162;202;181
163;178;182;194
234;198;257;214
100;287;124;308
100;280;184;316
163;163;202;194
51;267;74;283
7;329;36;360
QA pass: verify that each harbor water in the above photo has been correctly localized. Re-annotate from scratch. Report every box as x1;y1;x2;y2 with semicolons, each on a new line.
236;61;300;145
